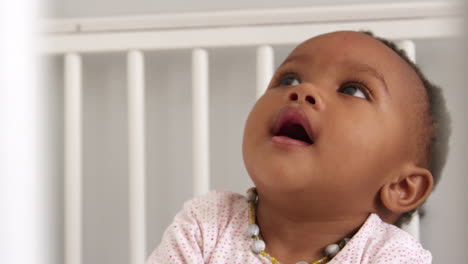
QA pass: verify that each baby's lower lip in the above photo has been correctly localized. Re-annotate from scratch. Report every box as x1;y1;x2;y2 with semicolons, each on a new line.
271;136;311;147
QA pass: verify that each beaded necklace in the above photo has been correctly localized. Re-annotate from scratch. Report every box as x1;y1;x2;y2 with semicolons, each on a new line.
246;188;349;264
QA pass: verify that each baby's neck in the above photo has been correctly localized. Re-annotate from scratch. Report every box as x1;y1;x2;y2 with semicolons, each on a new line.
256;197;367;264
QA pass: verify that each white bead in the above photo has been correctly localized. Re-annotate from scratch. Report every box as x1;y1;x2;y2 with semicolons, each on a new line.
251;239;266;253
324;243;340;258
246;188;257;202
296;261;309;264
248;224;260;237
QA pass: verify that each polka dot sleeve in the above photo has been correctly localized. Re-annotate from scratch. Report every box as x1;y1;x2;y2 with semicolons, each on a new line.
146;195;205;264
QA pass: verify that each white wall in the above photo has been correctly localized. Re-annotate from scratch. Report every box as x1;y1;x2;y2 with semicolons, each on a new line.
415;38;468;262
42;1;467;264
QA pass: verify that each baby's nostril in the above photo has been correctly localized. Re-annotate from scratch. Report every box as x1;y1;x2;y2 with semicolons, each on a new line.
306;95;315;104
289;93;298;101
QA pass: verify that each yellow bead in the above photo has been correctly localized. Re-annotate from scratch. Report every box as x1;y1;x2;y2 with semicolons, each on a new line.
312;256;329;264
271;257;278;263
260;251;267;257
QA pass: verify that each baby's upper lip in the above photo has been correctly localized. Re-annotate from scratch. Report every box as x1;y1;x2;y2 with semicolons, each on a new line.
271;106;317;144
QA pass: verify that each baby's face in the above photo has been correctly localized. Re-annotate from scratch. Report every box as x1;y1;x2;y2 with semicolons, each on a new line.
242;31;424;214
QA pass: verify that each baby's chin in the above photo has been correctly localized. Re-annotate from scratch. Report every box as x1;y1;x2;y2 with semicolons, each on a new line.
249;166;322;194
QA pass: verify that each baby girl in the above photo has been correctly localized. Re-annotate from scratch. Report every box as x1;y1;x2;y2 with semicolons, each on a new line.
146;31;451;264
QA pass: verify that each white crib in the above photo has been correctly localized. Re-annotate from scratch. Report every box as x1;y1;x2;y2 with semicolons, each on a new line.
41;2;462;264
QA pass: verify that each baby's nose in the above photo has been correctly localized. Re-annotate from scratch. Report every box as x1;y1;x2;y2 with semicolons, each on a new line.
289;92;316;105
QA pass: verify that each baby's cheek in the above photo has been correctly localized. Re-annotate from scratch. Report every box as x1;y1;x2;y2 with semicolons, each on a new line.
318;128;391;182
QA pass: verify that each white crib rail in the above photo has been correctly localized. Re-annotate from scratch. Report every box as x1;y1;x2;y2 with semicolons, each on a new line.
64;53;83;264
44;1;461;34
42;2;461;54
256;45;274;99
127;50;147;264
45;2;463;263
192;48;211;197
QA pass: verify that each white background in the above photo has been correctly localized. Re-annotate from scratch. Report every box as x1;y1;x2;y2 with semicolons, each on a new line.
38;0;468;263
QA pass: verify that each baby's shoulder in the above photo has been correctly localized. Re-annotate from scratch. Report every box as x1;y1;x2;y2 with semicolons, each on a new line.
186;189;247;209
362;214;432;263
373;217;428;251
181;190;248;225
332;214;432;263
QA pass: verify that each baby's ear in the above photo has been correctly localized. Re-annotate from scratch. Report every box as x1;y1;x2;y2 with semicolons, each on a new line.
380;164;433;214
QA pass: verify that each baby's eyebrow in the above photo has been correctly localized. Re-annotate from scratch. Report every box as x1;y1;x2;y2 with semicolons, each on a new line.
344;61;389;94
278;56;389;95
277;54;304;69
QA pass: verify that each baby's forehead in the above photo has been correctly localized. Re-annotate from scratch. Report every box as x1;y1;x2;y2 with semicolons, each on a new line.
285;31;397;67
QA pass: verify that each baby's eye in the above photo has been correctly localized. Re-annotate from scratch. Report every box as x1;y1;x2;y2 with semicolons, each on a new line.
339;84;368;99
278;76;300;86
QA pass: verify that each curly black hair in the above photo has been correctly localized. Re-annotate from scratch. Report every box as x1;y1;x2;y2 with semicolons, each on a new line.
360;31;452;226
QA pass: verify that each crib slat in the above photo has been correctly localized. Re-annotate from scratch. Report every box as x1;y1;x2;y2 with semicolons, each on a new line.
64;53;83;264
192;48;210;196
397;40;416;62
256;45;274;98
395;39;420;241
127;50;147;264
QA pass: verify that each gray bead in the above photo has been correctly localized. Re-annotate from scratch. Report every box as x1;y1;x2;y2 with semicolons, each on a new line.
251;239;266;253
295;261;309;264
343;238;350;245
248;224;260;237
324;243;340;258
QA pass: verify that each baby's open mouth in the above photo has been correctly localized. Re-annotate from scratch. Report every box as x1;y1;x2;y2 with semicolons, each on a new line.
271;107;315;146
276;120;314;144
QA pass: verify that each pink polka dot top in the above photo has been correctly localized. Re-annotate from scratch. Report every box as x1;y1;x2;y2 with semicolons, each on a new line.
146;190;432;264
